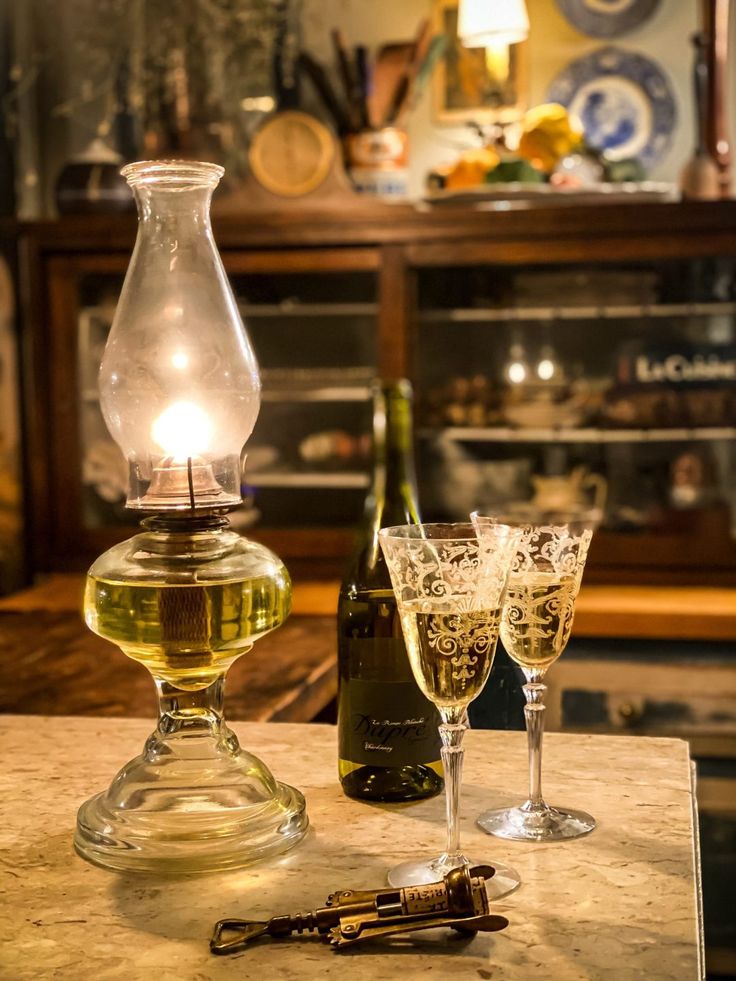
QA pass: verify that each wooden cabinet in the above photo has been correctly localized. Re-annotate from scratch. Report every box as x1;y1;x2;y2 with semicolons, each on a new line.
14;201;736;584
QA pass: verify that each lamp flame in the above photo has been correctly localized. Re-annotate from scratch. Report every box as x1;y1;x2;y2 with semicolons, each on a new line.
151;401;213;459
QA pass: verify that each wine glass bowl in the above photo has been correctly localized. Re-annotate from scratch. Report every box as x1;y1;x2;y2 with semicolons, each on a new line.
472;513;595;842
379;522;521;895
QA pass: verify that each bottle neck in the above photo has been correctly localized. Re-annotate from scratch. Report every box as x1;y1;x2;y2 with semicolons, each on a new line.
371;385;420;529
360;383;420;574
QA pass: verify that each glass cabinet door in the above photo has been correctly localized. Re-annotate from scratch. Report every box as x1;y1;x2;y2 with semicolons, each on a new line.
74;255;378;547
413;257;736;583
231;266;375;532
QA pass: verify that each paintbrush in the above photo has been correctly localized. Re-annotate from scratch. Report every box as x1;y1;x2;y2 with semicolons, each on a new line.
383;17;432;126
354;44;371;130
297;52;353;135
370;42;415;129
331;28;361;131
407;34;448;111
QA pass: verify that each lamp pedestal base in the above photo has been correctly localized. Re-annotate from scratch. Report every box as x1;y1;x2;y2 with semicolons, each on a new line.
75;688;308;874
75;520;308;874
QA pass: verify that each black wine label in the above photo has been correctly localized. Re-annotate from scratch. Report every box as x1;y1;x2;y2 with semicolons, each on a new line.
339;678;441;767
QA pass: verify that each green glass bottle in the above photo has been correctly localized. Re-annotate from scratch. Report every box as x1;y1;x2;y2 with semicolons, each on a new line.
337;380;443;802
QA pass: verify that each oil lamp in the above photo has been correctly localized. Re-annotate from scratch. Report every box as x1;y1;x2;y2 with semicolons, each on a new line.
74;160;308;874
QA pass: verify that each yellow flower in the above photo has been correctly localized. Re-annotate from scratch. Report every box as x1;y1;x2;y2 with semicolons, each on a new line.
518;103;583;172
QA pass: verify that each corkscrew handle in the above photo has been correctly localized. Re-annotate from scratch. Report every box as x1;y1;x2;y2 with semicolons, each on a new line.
210;920;271;953
330;912;509;948
210;909;332;954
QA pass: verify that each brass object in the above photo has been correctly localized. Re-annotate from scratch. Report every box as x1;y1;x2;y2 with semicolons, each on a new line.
210;865;508;953
615;698;645;728
142;455;235;510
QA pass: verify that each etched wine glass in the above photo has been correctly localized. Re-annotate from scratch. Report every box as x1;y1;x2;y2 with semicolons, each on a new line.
472;513;594;842
378;521;521;896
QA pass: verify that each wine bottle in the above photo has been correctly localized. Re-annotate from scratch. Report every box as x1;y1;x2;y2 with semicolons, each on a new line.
338;380;443;802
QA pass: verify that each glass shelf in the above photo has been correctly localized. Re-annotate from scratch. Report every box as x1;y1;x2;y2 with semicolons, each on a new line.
421;427;736;444
84;388;373;404
240;302;378;318
246;472;369;489
419;302;736;324
259;367;375;402
261;388;372;402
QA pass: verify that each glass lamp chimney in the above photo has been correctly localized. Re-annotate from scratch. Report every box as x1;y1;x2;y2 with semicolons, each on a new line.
99;160;261;511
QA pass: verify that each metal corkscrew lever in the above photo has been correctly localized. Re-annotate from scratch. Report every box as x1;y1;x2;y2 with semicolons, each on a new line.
210;864;508;953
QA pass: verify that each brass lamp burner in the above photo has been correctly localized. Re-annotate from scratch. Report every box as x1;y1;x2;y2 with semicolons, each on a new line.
210;865;508;953
137;454;241;510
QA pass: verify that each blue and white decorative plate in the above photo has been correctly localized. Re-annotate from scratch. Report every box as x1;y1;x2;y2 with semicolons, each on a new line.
556;0;661;38
547;47;677;168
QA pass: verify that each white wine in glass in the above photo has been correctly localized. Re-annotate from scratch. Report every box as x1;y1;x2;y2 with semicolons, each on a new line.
400;603;503;716
500;571;578;672
472;513;595;843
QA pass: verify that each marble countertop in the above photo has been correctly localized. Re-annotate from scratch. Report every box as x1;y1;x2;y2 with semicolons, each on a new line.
0;716;703;980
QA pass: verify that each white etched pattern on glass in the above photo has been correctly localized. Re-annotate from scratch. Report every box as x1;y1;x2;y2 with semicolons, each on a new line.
380;534;513;613
502;572;579;672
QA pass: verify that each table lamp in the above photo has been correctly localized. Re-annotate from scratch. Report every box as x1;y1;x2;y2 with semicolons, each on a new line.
458;0;530;46
73;160;309;874
458;0;529;89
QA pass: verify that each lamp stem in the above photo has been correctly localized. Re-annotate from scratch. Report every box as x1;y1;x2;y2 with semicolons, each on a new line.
153;675;227;740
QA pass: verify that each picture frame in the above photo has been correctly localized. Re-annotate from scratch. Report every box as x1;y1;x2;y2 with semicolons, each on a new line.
432;0;528;125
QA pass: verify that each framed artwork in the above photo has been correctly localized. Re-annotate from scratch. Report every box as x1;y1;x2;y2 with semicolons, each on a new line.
432;0;528;125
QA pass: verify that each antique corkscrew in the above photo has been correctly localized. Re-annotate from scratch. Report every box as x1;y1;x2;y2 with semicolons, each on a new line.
210;864;508;953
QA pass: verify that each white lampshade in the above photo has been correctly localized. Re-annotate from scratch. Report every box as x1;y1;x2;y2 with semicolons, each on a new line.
458;0;530;47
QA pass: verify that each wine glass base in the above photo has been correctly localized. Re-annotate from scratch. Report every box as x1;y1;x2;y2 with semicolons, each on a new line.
477;803;595;842
74;727;309;874
387;855;521;900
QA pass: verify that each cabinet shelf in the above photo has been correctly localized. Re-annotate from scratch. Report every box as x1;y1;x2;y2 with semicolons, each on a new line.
261;386;372;403
419;301;736;324
83;386;373;404
78;301;378;329
421;426;736;444
239;302;378;318
246;472;369;489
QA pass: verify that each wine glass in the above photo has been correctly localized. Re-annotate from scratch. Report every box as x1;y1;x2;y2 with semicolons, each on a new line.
471;512;595;842
378;521;521;896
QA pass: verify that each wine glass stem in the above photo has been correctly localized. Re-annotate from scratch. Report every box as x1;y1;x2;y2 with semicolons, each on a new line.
523;679;548;808
439;716;467;864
